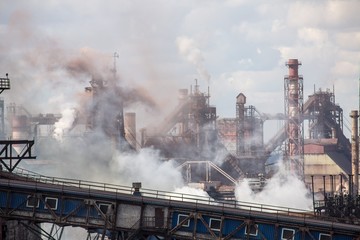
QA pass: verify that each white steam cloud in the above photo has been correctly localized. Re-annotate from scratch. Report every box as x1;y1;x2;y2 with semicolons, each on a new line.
110;148;184;190
53;108;76;141
235;161;313;210
176;36;211;82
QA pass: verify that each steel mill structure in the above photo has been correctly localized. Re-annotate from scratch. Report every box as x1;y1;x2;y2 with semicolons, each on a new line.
1;58;360;239
284;59;304;178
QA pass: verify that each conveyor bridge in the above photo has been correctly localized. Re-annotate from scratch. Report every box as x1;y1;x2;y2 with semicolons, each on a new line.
0;170;359;240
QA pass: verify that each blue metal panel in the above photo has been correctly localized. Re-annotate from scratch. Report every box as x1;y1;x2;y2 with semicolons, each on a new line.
171;211;359;240
222;218;245;238
0;191;8;208
197;215;221;237
62;199;86;216
10;193;28;209
257;223;274;239
329;233;353;240
171;212;178;227
195;215;209;234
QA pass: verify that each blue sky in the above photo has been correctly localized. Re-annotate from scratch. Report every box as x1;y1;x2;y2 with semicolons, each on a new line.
0;0;359;134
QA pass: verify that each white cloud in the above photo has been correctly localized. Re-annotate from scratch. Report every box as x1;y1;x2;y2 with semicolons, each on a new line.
298;27;329;44
176;36;211;82
287;1;360;29
336;32;360;51
225;0;248;7
271;19;285;33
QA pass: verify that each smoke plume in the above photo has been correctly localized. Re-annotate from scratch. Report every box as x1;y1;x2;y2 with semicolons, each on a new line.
235;160;313;210
176;36;211;83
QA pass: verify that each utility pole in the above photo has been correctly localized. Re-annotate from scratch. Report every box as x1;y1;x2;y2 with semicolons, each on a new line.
0;74;10;137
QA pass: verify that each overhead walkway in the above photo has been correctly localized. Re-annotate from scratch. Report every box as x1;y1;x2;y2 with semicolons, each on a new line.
0;169;359;239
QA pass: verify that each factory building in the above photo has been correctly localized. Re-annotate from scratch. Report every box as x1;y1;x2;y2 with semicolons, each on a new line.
2;59;356;199
1;58;359;238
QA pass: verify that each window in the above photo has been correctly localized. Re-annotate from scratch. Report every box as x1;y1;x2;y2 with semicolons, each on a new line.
26;195;39;208
281;228;295;240
44;197;58;210
245;224;258;236
209;218;221;231
98;203;111;214
177;214;190;227
319;233;331;240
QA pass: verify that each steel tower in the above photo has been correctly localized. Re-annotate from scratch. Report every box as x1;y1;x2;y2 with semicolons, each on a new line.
284;59;304;178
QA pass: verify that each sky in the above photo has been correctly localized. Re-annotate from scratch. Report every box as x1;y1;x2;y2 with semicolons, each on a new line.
0;0;359;134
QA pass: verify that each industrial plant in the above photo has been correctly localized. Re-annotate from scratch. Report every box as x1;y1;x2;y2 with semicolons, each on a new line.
0;58;360;239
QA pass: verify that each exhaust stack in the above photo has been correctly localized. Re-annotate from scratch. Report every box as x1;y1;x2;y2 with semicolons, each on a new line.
350;110;359;196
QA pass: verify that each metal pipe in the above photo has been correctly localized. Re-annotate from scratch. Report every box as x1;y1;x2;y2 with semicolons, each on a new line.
350;110;359;196
349;174;353;196
311;175;315;214
323;175;326;200
340;174;343;196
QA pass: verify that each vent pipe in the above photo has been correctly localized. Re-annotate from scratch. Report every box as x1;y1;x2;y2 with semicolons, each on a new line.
350;110;359;196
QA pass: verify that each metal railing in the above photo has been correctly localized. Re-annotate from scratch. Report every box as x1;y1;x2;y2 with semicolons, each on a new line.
2;167;327;222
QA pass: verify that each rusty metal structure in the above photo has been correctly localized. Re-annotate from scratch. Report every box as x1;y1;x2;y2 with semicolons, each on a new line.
235;93;264;158
4;59;353;195
305;89;342;139
284;59;304;177
302;87;351;194
310;108;356;222
233;93;268;178
143;80;217;160
2;56;360;238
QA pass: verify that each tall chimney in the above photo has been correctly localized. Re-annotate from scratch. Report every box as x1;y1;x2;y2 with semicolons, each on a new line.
236;93;246;156
284;59;304;177
350;110;359;196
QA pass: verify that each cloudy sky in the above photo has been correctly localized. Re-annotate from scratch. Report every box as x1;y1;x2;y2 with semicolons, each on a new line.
1;0;360;135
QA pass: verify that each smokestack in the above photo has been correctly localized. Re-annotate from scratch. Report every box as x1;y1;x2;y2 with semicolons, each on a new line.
284;59;304;177
236;93;246;156
350;110;359;196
